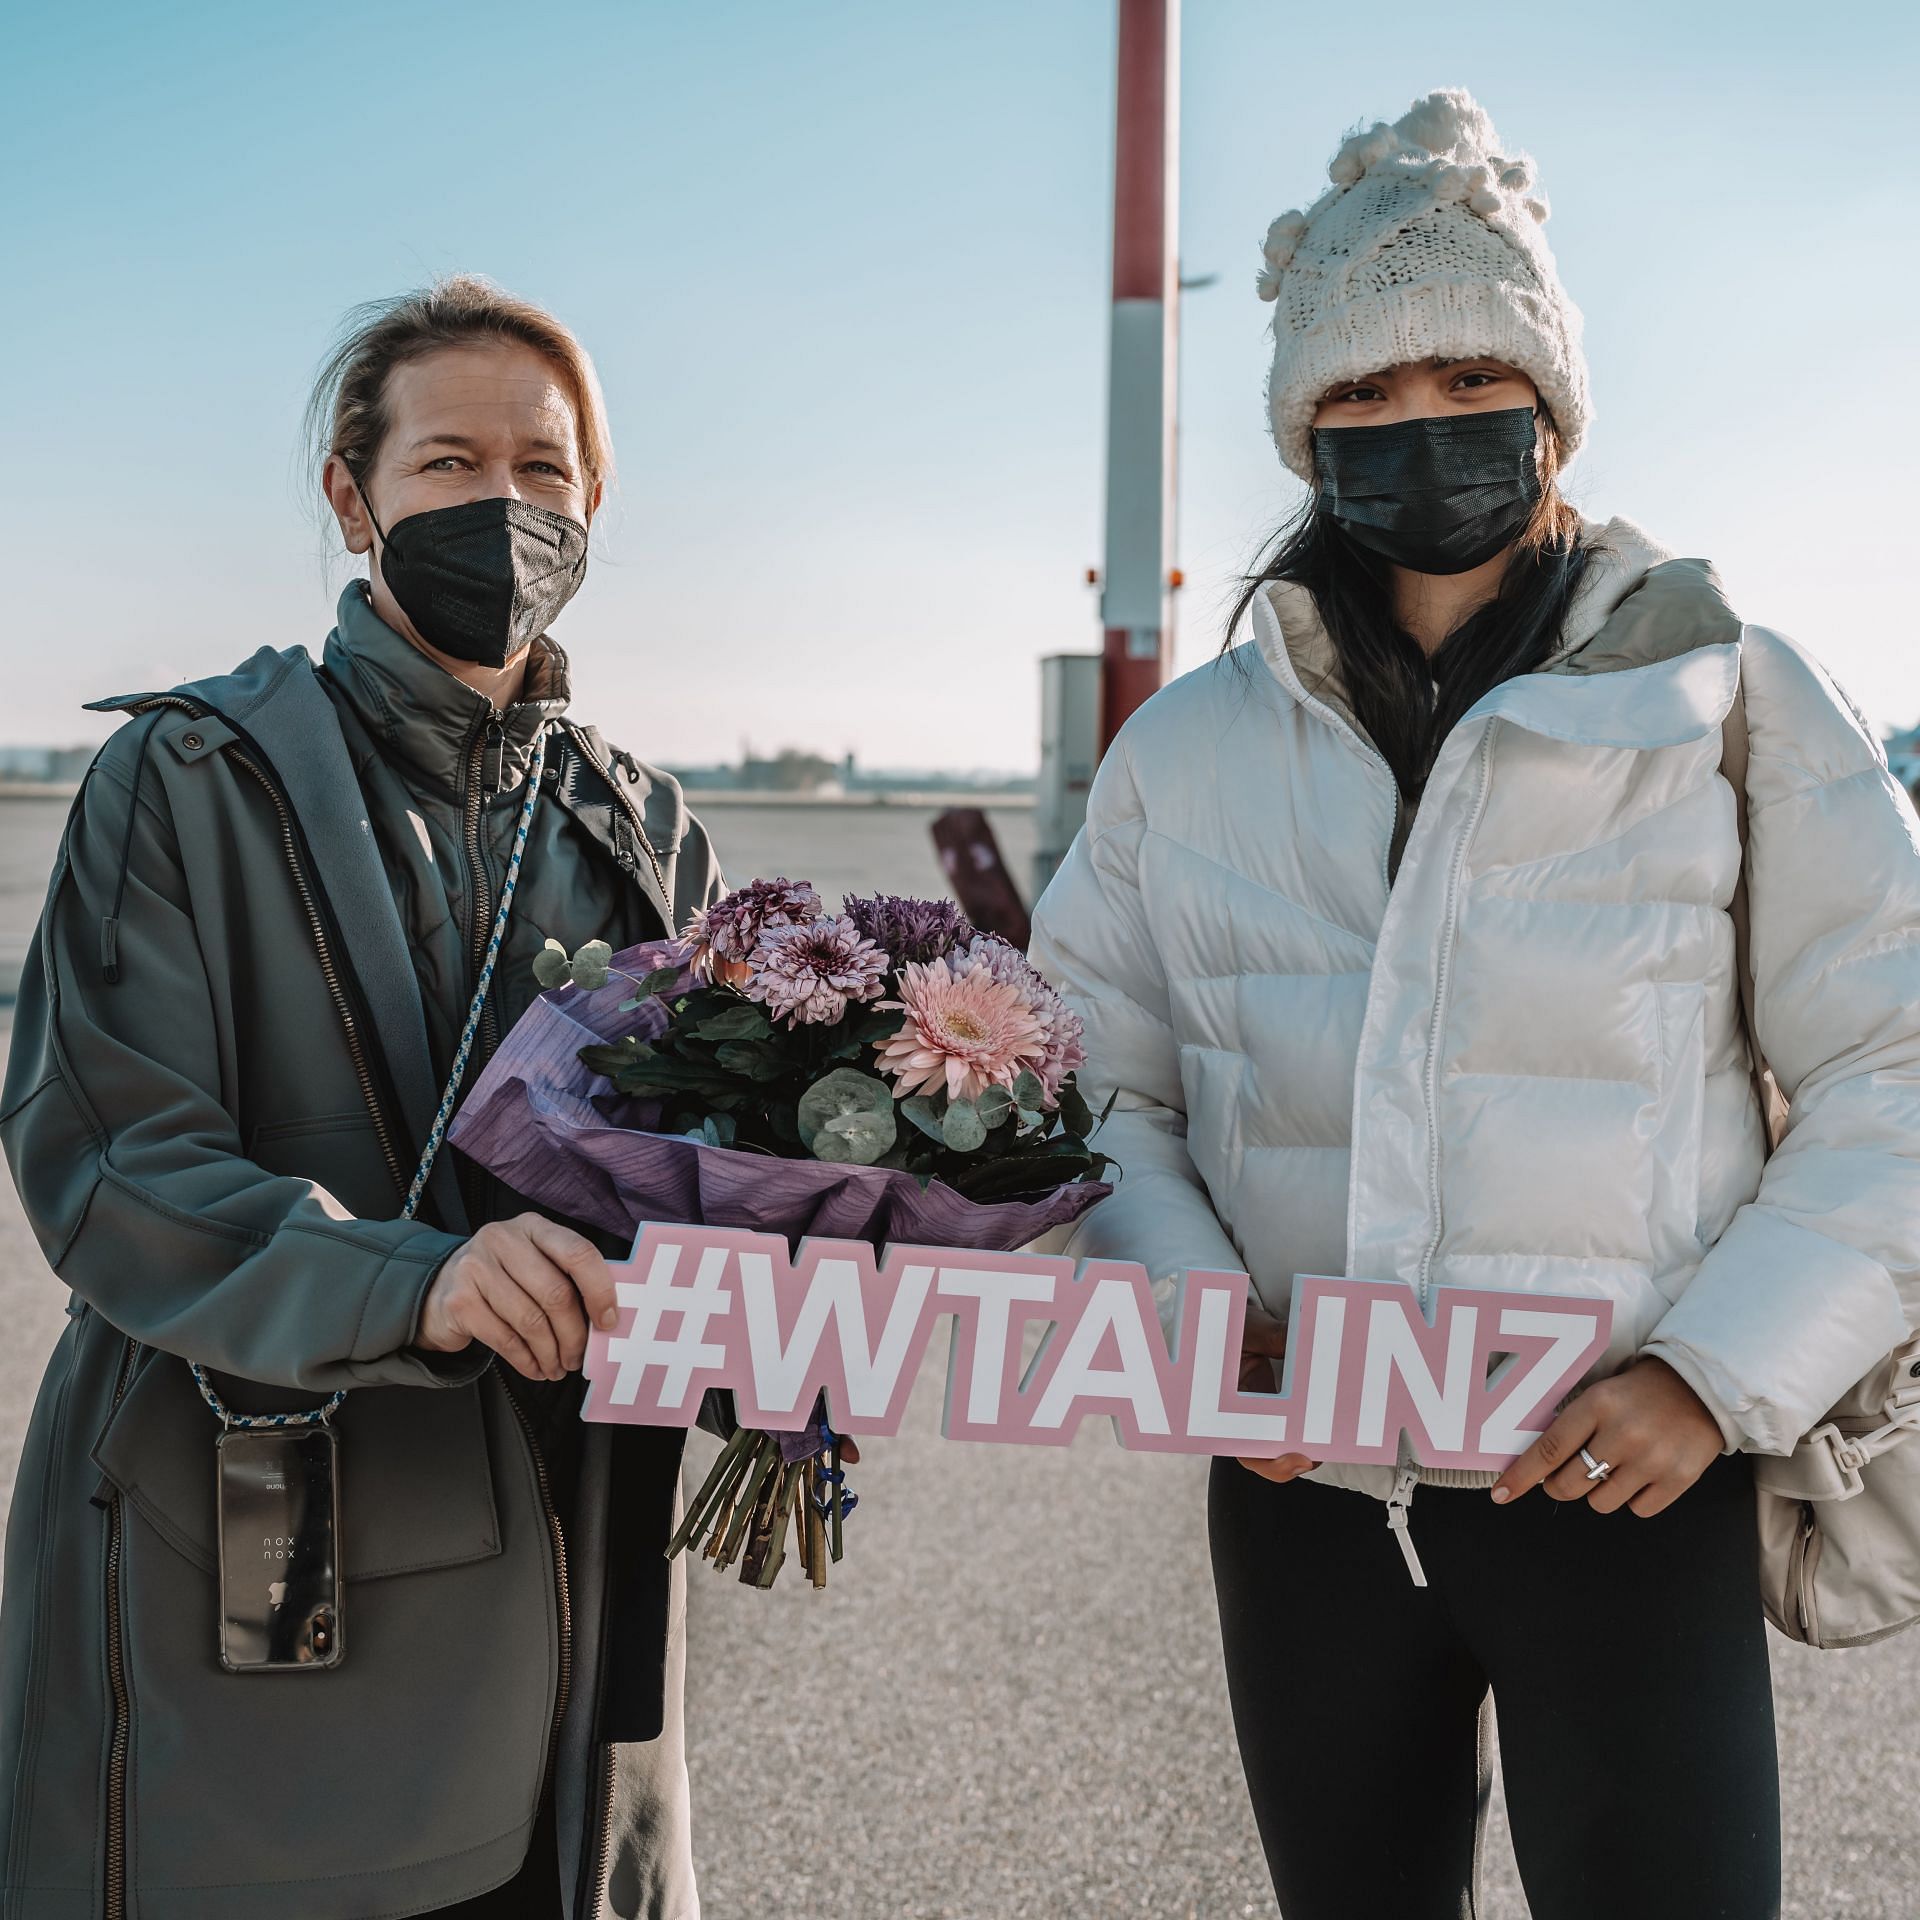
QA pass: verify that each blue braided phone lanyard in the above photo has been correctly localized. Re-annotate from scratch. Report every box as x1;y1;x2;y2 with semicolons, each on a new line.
188;726;549;1431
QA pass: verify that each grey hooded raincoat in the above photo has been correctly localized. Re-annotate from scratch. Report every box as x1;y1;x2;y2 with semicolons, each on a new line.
0;580;723;1918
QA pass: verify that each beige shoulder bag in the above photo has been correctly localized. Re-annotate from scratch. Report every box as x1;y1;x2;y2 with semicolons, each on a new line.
1722;683;1920;1647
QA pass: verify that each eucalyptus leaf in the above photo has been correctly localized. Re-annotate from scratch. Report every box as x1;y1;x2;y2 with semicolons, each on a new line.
941;1099;988;1152
797;1068;896;1159
533;944;573;990
570;940;613;991
1011;1069;1046;1112
976;1084;1015;1128
899;1095;947;1144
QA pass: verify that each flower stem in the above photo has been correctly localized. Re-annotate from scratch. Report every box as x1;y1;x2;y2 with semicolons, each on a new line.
718;1435;781;1566
667;1424;756;1559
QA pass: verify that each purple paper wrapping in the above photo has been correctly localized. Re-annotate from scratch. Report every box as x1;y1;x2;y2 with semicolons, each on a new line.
447;941;1114;1254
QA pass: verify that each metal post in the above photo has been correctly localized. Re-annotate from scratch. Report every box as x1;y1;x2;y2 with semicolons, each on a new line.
1097;0;1179;755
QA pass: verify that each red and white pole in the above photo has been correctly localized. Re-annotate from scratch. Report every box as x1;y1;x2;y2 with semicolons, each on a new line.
1097;0;1179;755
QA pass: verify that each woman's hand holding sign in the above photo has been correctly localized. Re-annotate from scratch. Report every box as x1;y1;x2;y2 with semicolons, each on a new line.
416;1214;870;1455
1234;1299;1320;1485
1490;1357;1724;1515
416;1213;623;1380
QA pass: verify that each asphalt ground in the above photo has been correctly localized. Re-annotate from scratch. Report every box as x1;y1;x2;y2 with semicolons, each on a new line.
0;1013;1914;1916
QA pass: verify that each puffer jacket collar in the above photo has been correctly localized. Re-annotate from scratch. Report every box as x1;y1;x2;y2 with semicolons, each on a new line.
1253;515;1744;755
322;578;572;802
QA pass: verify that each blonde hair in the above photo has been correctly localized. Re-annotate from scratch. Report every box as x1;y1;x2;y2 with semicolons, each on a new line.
304;273;614;515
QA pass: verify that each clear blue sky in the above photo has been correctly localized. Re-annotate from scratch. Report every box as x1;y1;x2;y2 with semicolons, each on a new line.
5;0;1915;768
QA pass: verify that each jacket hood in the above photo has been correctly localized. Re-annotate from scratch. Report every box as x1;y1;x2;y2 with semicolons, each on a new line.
1255;515;1741;737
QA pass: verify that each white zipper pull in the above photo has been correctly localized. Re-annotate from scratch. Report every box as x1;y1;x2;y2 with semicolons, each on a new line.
1385;1465;1428;1587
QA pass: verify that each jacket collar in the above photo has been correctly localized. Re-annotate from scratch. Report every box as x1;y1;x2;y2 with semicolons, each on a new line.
1251;515;1743;752
320;579;571;800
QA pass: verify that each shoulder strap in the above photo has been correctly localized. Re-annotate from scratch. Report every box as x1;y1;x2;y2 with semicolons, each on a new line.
1723;676;1790;1152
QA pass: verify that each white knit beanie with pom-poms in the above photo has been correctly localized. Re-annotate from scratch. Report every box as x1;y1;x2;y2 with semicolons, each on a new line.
1259;89;1590;481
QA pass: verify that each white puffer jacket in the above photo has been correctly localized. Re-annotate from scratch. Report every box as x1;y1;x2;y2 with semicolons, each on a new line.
1028;518;1920;1505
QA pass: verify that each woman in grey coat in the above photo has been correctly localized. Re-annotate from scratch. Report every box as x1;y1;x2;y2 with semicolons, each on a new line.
0;275;722;1918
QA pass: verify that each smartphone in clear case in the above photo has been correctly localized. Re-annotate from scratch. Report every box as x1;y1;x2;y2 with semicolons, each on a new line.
215;1424;344;1672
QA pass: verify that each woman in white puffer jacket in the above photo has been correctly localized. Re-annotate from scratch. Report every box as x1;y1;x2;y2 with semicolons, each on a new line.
1028;89;1920;1920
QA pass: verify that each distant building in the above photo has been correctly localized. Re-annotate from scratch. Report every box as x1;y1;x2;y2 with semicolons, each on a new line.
738;749;840;794
660;745;1035;799
0;744;96;785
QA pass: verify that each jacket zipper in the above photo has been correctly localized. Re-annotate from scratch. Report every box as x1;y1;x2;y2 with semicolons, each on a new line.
463;714;501;1065
464;721;595;1887
455;714;501;1229
581;1741;616;1917
1289;688;1425;1560
1384;1462;1428;1586
102;1332;140;1920
1789;1501;1820;1642
119;698;411;1201
562;722;669;905
1414;728;1498;1317
449;727;589;1892
1374;729;1498;1579
233;752;412;1198
494;1360;576;1854
1305;696;1496;1575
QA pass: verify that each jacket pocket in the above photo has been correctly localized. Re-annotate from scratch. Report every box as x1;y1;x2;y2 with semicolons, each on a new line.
93;1360;557;1917
89;1342;501;1579
243;1110;405;1205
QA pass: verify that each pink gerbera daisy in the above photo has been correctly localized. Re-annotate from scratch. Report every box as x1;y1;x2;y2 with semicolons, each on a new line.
874;956;1048;1104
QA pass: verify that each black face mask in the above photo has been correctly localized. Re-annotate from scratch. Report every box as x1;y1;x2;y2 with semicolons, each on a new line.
354;483;590;667
1312;406;1542;576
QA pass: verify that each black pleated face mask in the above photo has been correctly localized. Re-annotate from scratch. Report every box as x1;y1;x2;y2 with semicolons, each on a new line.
355;484;590;667
1312;406;1543;576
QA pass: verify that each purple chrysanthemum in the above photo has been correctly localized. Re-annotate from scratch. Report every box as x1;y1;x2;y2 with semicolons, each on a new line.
842;893;978;967
681;878;823;988
745;915;892;1027
949;933;1088;1102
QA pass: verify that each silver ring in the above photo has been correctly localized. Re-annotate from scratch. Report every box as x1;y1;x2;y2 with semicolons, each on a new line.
1579;1446;1612;1481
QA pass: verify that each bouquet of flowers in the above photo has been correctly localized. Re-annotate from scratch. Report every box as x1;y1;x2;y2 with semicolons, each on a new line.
447;880;1116;1590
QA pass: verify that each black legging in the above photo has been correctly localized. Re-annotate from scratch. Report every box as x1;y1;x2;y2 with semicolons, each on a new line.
1208;1450;1781;1919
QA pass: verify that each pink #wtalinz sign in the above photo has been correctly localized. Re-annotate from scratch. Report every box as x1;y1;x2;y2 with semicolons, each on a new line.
581;1224;1612;1470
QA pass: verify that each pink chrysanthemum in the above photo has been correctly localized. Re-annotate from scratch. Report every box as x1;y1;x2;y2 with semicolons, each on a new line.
744;915;891;1027
874;955;1049;1104
949;934;1087;1101
680;877;822;989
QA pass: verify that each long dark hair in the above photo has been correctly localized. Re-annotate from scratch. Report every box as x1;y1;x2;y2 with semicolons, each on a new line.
1224;414;1592;803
